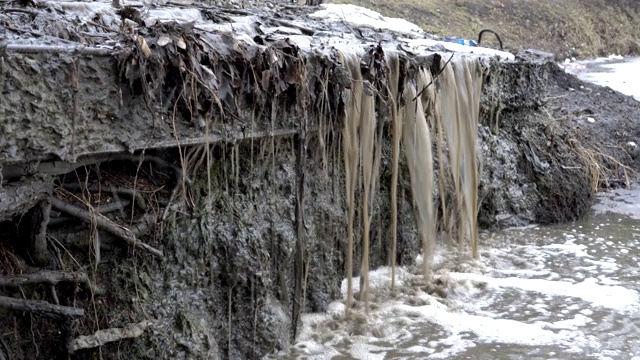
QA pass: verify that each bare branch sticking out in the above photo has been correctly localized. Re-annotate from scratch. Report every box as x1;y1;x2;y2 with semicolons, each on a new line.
0;270;85;287
50;197;164;258
0;295;84;319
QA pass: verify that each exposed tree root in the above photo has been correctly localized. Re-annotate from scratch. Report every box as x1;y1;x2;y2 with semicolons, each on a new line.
0;174;52;222
48;199;131;226
50;197;164;259
62;183;146;211
0;335;8;360
0;270;102;295
129;213;158;237
69;320;153;354
0;295;84;319
18;199;51;267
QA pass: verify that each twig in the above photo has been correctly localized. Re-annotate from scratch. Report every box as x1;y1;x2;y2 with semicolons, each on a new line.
49;286;59;305
108;154;189;185
412;53;454;102
220;8;252;16
85;20;117;33
0;295;84;318
1;8;38;15
0;335;8;360
50;197;164;258
69;320;153;353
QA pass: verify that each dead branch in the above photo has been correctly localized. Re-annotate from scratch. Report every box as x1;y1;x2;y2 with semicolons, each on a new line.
0;270;82;286
0;295;84;319
18;199;51;266
69;320;153;353
3;43;114;56
62;183;146;211
1;8;38;15
48;199;131;226
50;197;164;259
95;199;131;214
0;335;8;360
0;270;106;296
0;174;52;222
268;18;316;36
130;213;157;237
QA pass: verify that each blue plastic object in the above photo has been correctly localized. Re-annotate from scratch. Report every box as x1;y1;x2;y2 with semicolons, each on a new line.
444;37;477;47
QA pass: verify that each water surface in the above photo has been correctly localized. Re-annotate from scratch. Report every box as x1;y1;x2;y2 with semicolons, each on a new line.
571;57;640;101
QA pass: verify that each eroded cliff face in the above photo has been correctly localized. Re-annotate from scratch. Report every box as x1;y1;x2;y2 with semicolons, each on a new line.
0;2;603;359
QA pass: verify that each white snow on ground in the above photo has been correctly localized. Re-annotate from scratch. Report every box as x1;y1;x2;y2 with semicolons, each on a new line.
403;38;515;59
309;4;425;36
46;1;517;61
310;4;515;60
309;4;514;60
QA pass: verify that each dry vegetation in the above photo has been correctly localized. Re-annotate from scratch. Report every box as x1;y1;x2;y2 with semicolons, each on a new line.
330;0;640;59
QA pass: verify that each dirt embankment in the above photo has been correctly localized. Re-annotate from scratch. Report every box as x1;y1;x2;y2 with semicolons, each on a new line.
332;0;640;60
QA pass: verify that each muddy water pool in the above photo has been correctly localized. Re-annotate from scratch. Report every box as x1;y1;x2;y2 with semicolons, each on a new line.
268;189;640;359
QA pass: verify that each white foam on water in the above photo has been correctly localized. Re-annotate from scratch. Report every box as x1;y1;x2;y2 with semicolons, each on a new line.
392;302;589;347
271;210;640;360
272;255;603;359
542;242;592;257
447;272;639;311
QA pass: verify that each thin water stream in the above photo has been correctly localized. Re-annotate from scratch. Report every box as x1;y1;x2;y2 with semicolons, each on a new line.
267;56;640;360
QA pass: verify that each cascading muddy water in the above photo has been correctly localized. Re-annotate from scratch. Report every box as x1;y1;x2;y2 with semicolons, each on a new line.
341;52;362;315
401;71;436;280
340;50;484;316
387;53;402;296
438;57;483;259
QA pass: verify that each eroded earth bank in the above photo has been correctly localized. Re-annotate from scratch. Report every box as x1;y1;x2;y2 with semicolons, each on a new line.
0;1;639;359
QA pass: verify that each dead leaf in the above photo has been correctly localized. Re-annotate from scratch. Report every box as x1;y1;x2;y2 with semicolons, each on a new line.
176;37;187;49
157;35;172;47
135;35;151;58
261;69;271;91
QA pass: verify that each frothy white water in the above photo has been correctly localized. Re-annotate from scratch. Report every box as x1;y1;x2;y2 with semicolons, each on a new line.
448;272;639;311
267;212;640;360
